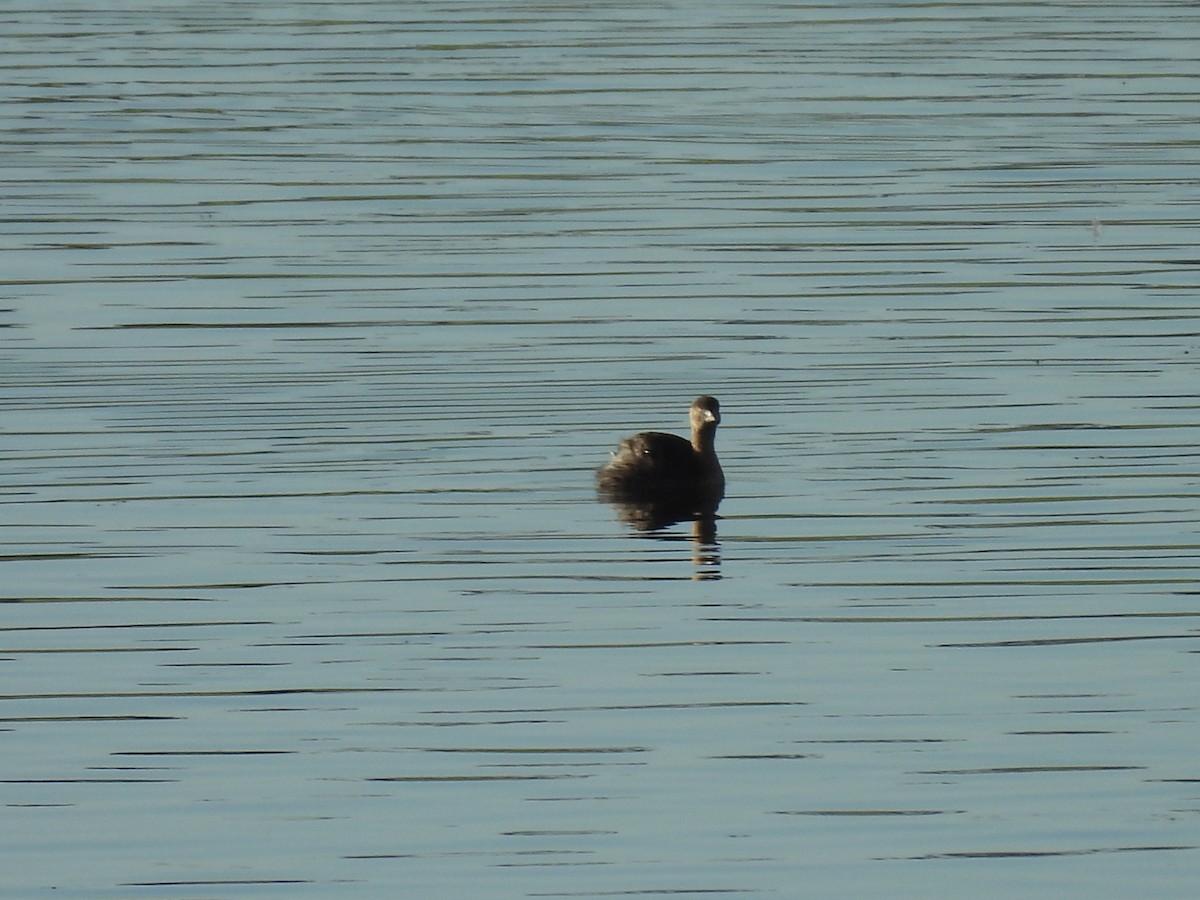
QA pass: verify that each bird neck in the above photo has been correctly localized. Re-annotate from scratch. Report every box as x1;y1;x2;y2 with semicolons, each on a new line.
691;424;717;457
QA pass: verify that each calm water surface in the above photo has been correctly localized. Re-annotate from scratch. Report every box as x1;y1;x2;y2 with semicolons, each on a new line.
3;2;1200;898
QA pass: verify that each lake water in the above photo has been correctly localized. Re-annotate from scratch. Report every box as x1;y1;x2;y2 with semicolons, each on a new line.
3;2;1200;897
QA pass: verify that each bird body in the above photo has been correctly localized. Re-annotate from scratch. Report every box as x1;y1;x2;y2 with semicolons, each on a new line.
596;396;724;502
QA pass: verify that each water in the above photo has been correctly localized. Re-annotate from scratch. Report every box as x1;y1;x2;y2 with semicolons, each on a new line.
3;2;1200;897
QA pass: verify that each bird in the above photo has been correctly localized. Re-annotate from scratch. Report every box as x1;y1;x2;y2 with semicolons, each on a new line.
596;395;724;504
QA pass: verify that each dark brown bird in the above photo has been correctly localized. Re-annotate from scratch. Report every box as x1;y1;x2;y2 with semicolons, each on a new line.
596;395;724;502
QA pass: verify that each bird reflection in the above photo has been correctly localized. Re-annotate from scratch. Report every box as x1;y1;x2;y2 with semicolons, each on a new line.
598;489;722;581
